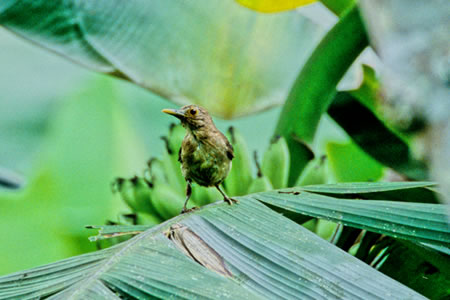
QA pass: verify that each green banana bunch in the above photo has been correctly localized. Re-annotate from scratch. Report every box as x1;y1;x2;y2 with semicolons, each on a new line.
144;157;186;219
108;122;339;249
224;127;253;196
131;176;160;216
111;124;303;229
157;125;220;207
145;158;167;184
247;151;273;194
191;185;222;206
168;123;186;156
112;172;183;222
112;177;135;210
135;212;161;226
159;124;186;195
296;155;328;186
150;183;186;219
112;177;163;221
261;136;290;189
116;212;160;226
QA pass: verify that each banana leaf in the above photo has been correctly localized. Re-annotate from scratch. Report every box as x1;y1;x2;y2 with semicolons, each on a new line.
300;181;435;194
377;240;450;299
252;187;449;247
0;0;324;119
0;198;425;299
301;181;439;203
274;5;368;184
328;92;428;180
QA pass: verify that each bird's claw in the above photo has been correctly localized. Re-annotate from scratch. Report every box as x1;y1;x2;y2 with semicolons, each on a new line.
180;206;199;214
224;197;238;205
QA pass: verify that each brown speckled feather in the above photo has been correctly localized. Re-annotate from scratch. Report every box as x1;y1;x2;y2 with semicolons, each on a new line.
163;104;237;209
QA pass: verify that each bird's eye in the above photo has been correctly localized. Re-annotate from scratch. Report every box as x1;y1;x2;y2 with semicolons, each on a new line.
190;108;197;115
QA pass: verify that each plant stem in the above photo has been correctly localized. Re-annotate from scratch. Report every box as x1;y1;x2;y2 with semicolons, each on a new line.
320;0;356;16
274;4;368;186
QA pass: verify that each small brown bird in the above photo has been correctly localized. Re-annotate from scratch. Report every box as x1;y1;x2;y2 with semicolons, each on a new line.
162;105;237;213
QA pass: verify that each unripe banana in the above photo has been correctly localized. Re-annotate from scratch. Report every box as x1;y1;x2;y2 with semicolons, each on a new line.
248;176;273;194
191;185;222;206
145;158;167;184
130;176;161;217
110;212;159;227
118;213;138;225
151;183;185;219
224;127;253;196
161;133;185;195
167;123;186;189
113;177;138;211
302;219;318;232
136;212;161;226
168;123;185;156
248;151;273;193
262;136;290;189
296;155;327;186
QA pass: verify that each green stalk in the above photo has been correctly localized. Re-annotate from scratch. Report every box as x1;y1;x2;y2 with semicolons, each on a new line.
320;0;356;16
274;4;368;186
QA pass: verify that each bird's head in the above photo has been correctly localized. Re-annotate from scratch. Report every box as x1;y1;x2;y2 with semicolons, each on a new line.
162;105;213;131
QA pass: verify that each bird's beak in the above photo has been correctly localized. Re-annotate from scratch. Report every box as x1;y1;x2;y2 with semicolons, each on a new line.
162;108;185;119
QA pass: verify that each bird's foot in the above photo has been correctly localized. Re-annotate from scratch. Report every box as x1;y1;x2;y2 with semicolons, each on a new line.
224;197;238;205
180;206;199;214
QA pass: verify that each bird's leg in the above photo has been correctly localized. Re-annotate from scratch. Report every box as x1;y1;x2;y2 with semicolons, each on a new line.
181;180;193;214
215;184;238;205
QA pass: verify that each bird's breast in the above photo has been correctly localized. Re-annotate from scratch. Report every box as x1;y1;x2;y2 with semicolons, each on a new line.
181;140;231;187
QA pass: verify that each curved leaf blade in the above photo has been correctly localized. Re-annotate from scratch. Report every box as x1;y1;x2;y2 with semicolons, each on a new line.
328;92;428;180
86;225;152;241
378;240;450;299
254;189;450;247
302;181;440;203
326;141;384;182
0;198;424;299
301;181;436;194
320;0;356;16
274;5;368;184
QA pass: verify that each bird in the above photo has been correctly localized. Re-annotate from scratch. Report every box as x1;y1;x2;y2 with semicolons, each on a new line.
162;105;237;213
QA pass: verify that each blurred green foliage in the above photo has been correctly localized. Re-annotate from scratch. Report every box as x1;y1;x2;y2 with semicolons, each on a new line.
0;28;281;275
0;27;381;273
0;1;447;297
0;77;146;274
